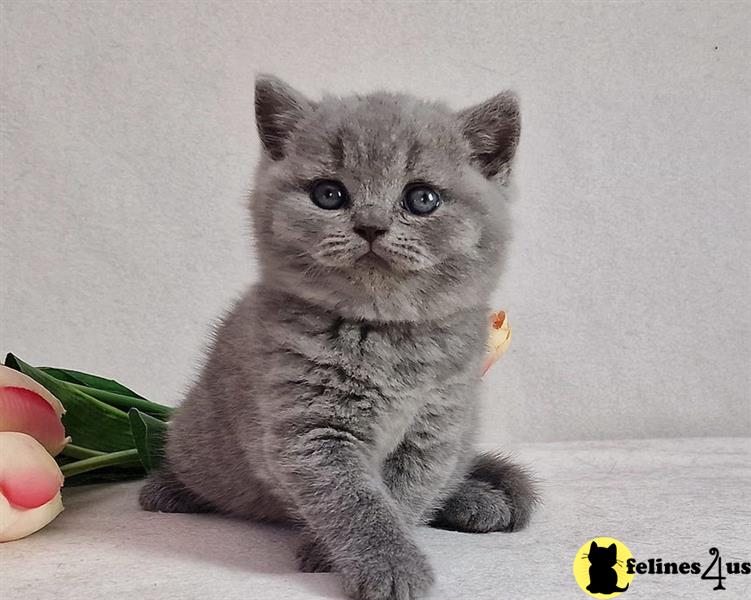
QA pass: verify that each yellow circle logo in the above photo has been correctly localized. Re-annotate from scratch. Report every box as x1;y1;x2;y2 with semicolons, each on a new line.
573;537;635;597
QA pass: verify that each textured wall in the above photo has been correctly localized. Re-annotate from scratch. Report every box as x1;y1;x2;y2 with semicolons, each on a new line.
2;1;749;444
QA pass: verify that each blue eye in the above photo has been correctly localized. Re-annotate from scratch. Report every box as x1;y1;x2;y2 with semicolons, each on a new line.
310;180;349;210
403;184;440;215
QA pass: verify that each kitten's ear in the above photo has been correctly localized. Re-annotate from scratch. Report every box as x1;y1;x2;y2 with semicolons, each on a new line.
457;91;520;181
590;541;598;553
254;75;314;160
608;544;617;553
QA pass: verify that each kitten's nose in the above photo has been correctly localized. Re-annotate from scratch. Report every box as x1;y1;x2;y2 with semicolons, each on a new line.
353;226;388;243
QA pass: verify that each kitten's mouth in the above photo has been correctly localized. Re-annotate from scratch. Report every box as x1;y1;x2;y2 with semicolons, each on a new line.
355;249;390;268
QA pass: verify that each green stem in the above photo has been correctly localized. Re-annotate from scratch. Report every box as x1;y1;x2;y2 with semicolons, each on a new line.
65;382;172;418
60;449;142;478
60;444;105;460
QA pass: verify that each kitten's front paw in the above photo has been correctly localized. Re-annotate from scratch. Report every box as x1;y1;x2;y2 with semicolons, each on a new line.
139;469;213;514
297;538;334;573
342;541;434;600
433;479;513;533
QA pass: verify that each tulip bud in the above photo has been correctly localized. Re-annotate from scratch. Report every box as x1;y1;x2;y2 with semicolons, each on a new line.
482;310;512;376
0;432;64;542
0;365;69;456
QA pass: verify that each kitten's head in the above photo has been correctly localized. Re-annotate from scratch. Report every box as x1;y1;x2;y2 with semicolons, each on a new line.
250;75;520;322
588;542;618;567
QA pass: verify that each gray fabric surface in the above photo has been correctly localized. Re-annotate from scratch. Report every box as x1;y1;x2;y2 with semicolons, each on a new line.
3;438;750;599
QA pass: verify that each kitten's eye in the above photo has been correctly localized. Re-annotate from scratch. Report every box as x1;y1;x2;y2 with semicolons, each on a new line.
310;180;349;210
403;184;441;215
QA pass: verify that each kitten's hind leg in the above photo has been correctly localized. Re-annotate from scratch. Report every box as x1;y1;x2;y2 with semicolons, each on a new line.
431;452;539;533
139;467;214;513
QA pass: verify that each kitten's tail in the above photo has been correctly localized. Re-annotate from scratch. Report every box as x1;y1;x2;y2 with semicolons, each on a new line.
467;452;541;531
614;583;630;592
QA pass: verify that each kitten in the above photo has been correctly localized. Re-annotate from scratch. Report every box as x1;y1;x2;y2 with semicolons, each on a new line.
586;541;630;594
140;75;538;600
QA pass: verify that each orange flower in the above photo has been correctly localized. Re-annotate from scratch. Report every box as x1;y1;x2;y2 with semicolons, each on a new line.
482;310;512;376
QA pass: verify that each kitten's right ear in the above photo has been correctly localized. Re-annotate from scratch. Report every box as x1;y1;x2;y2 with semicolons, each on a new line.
458;91;520;182
590;541;598;553
254;75;314;161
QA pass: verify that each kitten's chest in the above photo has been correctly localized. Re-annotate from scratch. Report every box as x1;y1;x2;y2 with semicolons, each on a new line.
328;319;465;391
267;307;485;452
328;321;447;456
328;318;483;433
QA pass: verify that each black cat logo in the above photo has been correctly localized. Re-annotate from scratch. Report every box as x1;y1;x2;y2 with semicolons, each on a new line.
586;540;630;595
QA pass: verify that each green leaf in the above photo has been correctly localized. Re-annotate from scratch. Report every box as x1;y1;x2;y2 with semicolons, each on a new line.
60;449;142;478
62;466;147;487
40;367;146;399
55;452;145;486
60;443;105;460
39;367;173;420
4;354;135;452
128;408;168;472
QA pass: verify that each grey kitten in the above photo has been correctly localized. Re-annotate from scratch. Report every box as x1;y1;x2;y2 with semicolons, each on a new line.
140;75;538;600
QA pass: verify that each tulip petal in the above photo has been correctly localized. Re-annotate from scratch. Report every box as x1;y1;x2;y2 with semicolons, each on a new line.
0;490;63;542
0;432;64;509
0;365;65;417
0;386;68;455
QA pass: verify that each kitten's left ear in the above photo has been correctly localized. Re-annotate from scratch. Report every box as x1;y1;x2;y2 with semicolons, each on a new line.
255;75;315;161
458;91;520;181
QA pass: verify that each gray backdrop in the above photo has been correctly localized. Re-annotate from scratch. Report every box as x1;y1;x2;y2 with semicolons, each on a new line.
1;1;749;445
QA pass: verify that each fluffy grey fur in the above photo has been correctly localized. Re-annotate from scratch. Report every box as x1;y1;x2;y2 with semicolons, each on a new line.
140;75;538;600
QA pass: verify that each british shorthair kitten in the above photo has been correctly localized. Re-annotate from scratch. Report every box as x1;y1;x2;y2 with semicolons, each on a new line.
139;75;538;600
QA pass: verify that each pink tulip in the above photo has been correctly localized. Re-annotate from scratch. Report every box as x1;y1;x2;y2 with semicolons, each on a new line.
0;366;69;456
0;432;64;542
